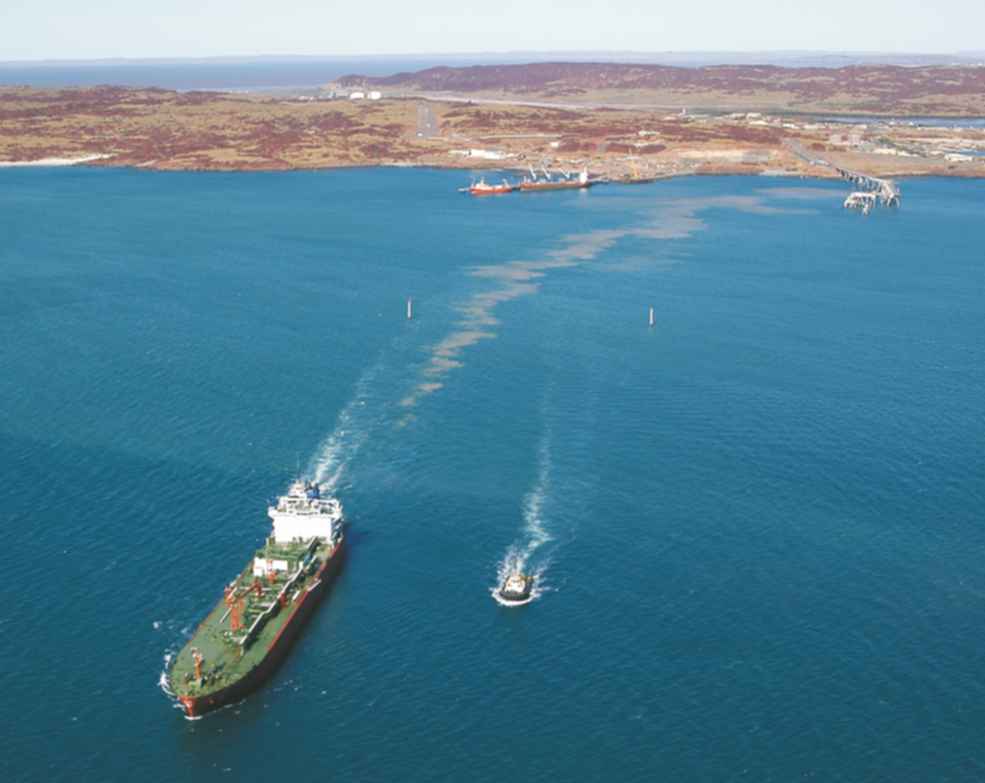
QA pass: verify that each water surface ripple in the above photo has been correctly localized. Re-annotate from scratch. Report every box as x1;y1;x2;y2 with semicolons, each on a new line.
1;168;983;782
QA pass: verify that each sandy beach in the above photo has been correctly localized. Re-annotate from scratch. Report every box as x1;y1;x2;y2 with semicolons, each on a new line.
0;153;113;167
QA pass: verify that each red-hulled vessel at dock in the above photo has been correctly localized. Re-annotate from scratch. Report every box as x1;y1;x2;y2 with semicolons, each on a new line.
465;177;515;195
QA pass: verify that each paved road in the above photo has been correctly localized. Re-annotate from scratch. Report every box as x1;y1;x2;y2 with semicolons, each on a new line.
402;91;697;114
783;139;829;167
416;103;438;138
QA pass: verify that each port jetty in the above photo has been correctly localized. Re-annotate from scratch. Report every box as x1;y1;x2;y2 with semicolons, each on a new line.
2;63;984;180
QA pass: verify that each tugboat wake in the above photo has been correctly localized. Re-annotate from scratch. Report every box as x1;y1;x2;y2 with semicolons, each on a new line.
492;430;553;606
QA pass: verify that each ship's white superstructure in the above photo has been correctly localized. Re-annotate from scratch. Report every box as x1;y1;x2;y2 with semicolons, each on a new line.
495;571;534;605
502;573;529;596
267;480;343;544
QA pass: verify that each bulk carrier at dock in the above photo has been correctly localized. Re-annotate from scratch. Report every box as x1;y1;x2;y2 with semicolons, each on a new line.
461;167;597;196
164;480;345;718
518;167;593;191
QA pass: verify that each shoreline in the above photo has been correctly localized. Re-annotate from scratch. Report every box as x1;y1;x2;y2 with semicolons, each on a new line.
3;85;984;181
0;153;112;168
4;159;984;183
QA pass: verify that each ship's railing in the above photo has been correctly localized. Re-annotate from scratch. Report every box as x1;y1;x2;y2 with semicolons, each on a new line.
261;536;320;561
272;503;341;516
239;539;320;648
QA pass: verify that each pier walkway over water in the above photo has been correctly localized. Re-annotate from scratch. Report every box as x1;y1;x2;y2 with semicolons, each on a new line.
834;167;901;206
783;140;901;207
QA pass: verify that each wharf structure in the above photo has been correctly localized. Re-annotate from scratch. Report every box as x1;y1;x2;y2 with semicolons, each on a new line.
783;140;902;211
844;192;877;214
835;167;901;207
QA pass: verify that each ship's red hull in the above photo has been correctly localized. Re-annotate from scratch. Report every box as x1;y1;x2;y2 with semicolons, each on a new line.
469;186;513;195
177;538;345;718
519;181;591;191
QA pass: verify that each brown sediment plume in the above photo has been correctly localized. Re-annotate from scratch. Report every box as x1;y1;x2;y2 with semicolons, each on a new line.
397;192;812;422
755;186;838;200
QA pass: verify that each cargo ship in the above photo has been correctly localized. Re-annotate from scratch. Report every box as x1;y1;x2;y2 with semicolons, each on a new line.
463;177;515;195
519;168;592;192
164;480;344;718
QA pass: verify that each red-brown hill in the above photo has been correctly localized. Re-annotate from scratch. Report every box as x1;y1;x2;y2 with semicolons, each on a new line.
337;63;985;115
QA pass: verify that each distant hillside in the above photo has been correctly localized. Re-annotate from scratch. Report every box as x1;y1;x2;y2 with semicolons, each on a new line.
337;63;985;116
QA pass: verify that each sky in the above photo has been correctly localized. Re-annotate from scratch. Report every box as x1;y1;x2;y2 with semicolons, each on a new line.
1;0;984;61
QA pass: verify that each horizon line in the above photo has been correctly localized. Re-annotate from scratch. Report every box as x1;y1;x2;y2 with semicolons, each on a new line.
2;49;984;67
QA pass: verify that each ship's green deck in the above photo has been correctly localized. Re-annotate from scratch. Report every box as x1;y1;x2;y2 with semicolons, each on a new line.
168;537;334;698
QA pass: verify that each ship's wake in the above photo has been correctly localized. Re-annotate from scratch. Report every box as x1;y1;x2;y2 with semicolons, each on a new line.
490;549;551;607
158;653;175;697
492;430;554;605
158;650;195;716
308;358;386;491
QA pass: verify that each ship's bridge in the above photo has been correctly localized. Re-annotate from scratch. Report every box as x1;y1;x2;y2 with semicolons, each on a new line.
268;480;343;543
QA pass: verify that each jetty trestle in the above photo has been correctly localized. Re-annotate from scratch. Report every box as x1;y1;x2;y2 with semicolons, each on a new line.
835;167;901;208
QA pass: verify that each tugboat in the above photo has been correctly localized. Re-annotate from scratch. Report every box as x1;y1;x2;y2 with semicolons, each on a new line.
496;571;534;605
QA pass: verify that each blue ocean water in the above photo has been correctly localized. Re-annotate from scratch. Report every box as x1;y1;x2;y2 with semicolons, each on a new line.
1;168;984;782
0;57;476;90
821;116;985;128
